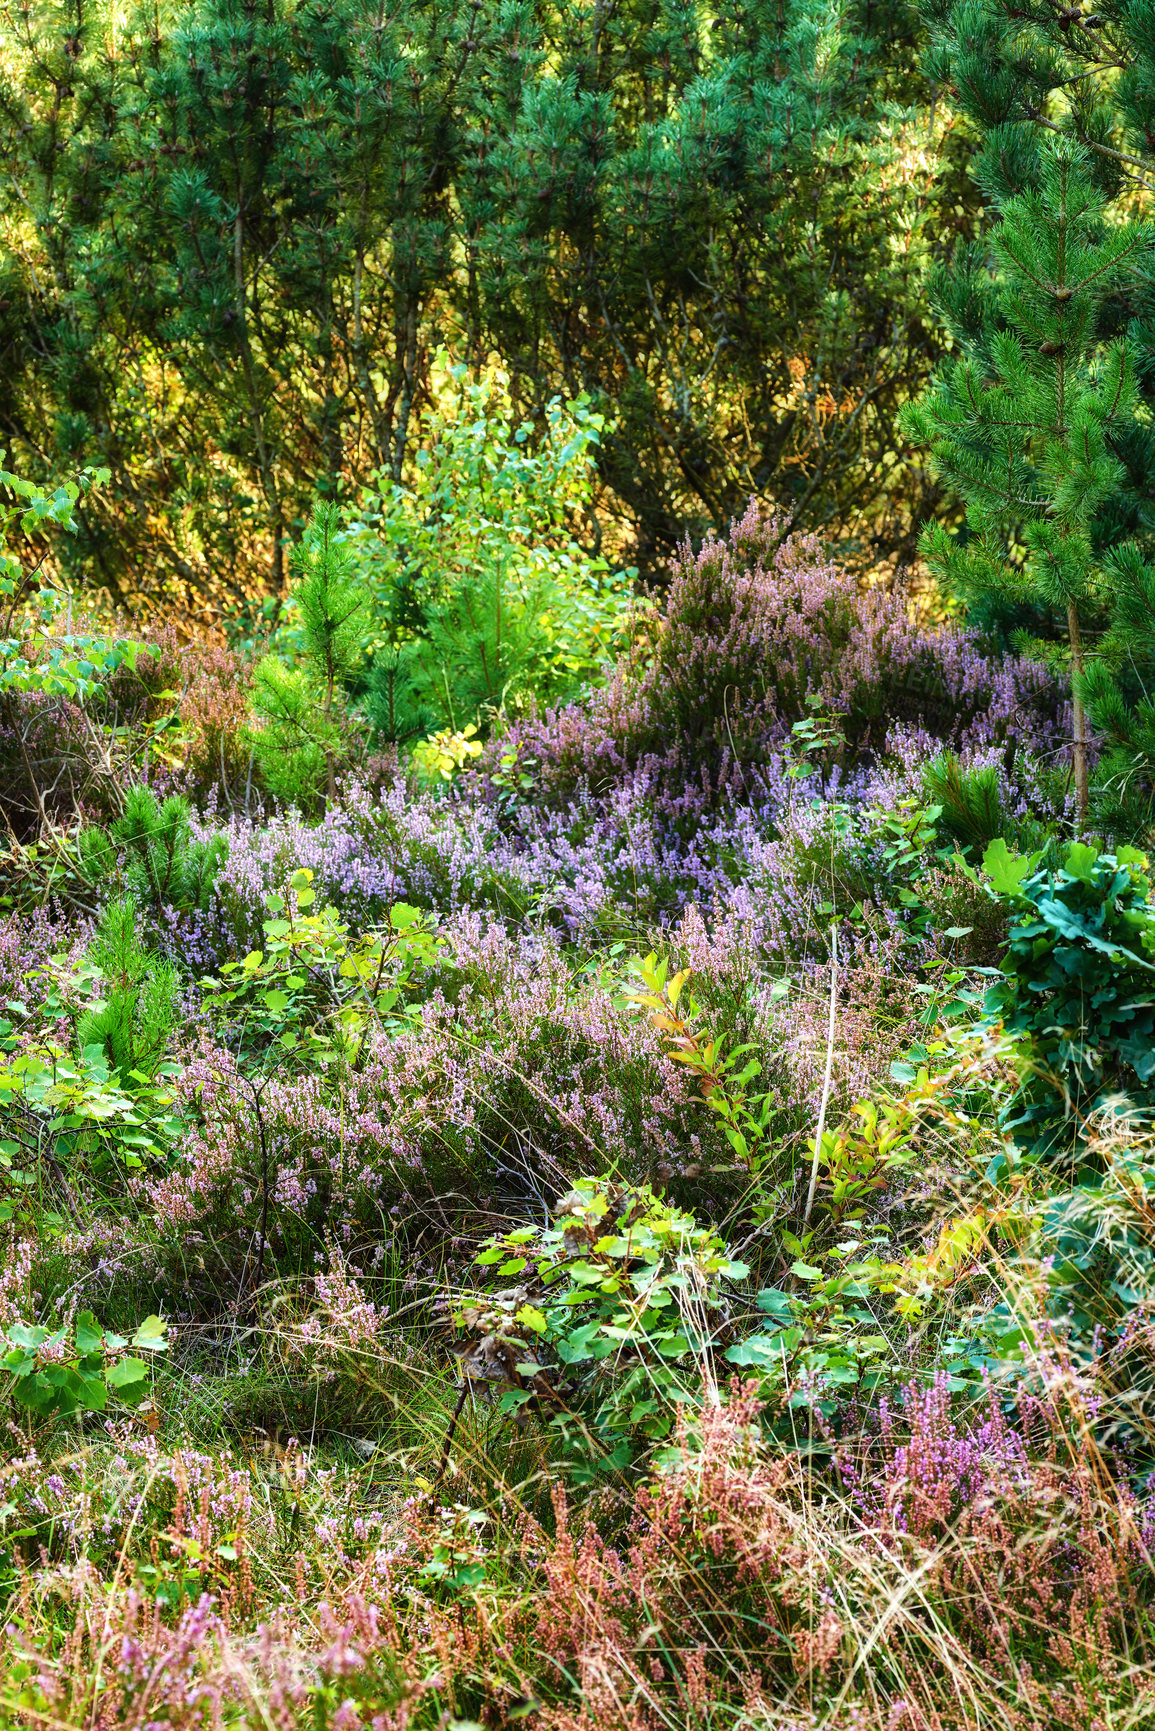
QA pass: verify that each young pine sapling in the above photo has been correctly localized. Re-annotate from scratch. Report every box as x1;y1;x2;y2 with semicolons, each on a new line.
250;505;368;810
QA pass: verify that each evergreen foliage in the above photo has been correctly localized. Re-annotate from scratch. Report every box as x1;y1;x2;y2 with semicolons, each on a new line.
912;0;1155;825
922;752;1007;851
903;138;1152;820
1078;550;1155;825
0;0;962;597
74;899;180;1085
917;0;1155;550
250;504;368;808
78;786;226;914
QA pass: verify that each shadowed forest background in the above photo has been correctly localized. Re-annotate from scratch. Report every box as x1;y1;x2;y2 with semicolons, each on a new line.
1;0;973;610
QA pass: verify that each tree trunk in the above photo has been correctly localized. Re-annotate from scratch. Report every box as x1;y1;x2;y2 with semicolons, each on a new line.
1067;598;1090;827
234;207;284;593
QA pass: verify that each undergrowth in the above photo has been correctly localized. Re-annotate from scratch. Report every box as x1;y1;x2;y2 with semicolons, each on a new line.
0;498;1152;1729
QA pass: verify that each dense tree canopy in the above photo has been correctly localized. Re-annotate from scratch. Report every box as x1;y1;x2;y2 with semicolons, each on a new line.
0;0;969;606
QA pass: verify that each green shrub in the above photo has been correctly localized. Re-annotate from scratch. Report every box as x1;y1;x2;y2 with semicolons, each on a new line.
249;505;370;810
78;785;225;914
75;899;180;1086
355;355;633;748
982;841;1155;1157
2;1311;166;1420
455;1175;749;1472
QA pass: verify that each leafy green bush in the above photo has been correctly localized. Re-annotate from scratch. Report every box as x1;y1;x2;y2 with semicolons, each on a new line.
356;355;633;747
1;1311;166;1420
0;456;110;649
981;841;1155;1156
0;996;180;1198
455;1175;749;1470
725;1257;901;1399
203;868;445;1063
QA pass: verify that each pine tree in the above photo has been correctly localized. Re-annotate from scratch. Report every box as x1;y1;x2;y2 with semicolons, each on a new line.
902;136;1152;822
76;900;179;1086
0;0;499;602
250;503;368;810
0;0;965;598
78;786;226;913
910;0;1155;823
918;0;1155;555
470;0;965;566
1075;545;1155;824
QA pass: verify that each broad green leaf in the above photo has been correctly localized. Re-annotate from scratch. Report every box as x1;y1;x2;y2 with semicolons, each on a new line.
106;1356;148;1389
75;1311;103;1356
7;1324;47;1350
982;838;1032;897
1064;842;1098;883
78;1372;108;1411
131;1315;168;1352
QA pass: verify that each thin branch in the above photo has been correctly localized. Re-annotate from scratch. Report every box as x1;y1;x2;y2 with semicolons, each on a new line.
803;922;839;1232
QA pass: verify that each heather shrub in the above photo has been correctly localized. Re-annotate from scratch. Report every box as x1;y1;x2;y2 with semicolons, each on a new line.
913;858;1010;967
191;726;1062;973
4;1375;1147;1731
483;505;1065;813
0;907;88;1004
173;637;254;810
147;927;742;1266
196;784;541;965
2;470;1141;1731
512;1378;1154;1730
763;797;910;949
648;908;926;1177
